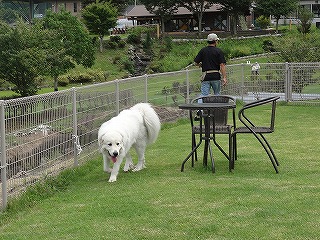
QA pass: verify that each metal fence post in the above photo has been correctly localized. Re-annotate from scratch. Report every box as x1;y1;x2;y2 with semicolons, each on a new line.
285;62;292;102
241;63;245;101
186;69;190;103
115;79;120;114
72;88;79;166
144;74;148;102
0;100;7;209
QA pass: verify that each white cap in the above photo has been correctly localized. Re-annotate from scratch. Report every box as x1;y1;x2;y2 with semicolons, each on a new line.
207;33;219;42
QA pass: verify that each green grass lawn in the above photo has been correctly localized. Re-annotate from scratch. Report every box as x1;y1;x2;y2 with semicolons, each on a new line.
0;104;319;239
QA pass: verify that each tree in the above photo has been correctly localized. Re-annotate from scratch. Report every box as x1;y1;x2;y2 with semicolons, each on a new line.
178;0;215;33
81;1;118;53
216;0;251;35
0;21;50;96
255;15;270;29
273;32;320;62
255;0;299;33
82;0;130;12
43;10;96;91
140;0;178;33
296;6;314;36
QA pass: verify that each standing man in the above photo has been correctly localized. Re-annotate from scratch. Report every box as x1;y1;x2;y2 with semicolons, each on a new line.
251;62;260;75
194;33;227;96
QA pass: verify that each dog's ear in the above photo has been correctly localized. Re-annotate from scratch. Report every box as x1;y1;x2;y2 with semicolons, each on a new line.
98;132;107;146
98;138;106;152
98;142;107;153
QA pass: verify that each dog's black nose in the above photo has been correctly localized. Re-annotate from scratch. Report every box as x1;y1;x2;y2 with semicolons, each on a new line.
113;151;118;157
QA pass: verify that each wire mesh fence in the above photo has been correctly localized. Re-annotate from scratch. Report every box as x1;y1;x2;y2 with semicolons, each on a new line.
1;62;319;208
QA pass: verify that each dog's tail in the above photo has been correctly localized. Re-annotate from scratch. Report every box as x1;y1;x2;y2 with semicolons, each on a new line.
131;103;161;144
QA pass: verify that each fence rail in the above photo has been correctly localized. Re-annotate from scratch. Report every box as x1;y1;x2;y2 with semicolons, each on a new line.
1;62;319;209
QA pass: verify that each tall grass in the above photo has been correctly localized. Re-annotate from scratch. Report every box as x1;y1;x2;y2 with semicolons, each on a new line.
152;36;274;72
0;104;319;239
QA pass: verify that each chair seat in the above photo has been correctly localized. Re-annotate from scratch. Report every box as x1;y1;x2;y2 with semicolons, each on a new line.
233;126;274;134
193;124;233;134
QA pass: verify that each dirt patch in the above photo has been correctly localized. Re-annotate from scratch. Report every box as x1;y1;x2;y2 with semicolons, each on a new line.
153;106;187;123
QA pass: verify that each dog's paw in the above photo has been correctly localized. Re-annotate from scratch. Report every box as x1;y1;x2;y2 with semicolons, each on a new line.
108;176;117;182
132;166;143;172
132;163;146;172
123;163;135;172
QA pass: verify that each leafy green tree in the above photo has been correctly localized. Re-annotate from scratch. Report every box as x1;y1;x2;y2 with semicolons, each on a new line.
178;0;215;32
0;21;50;96
216;0;252;35
140;0;178;33
43;10;96;91
255;15;270;29
296;6;314;36
255;0;299;33
81;1;118;52
82;0;130;12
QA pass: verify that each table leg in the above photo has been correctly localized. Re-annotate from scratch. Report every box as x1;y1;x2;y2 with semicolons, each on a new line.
202;114;211;167
209;144;215;173
203;139;209;167
181;141;202;172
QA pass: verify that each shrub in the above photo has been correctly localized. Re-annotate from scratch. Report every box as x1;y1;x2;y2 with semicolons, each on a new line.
256;15;270;29
163;36;173;51
104;40;118;49
109;35;121;43
103;71;110;80
230;46;252;58
121;58;135;74
112;56;121;64
58;70;105;85
127;33;141;44
262;40;276;52
0;79;14;91
142;32;153;50
148;61;164;73
118;40;126;48
57;76;69;86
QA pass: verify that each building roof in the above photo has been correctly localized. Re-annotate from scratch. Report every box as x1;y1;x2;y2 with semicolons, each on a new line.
125;4;223;18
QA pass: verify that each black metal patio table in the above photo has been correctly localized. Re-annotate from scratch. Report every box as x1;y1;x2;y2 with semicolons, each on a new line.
179;102;236;173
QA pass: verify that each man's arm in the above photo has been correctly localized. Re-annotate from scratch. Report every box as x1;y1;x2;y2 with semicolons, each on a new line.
220;63;227;86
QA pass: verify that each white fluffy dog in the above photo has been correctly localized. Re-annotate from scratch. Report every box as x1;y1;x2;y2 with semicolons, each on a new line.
98;103;161;182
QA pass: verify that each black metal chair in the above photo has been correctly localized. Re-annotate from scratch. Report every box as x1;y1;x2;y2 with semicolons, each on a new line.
231;96;280;173
189;95;236;171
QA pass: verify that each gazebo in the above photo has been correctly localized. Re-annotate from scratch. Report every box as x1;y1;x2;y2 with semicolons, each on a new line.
125;4;229;32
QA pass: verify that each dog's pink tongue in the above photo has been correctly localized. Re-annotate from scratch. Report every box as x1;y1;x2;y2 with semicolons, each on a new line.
111;157;117;163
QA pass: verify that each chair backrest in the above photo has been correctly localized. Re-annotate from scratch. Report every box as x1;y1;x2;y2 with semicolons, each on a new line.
239;96;280;131
192;95;235;125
